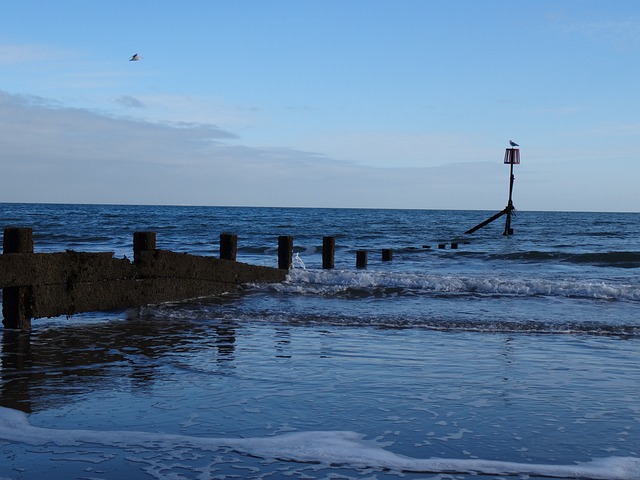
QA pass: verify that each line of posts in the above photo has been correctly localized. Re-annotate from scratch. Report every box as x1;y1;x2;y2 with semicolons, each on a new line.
2;229;458;328
220;233;396;270
219;234;456;270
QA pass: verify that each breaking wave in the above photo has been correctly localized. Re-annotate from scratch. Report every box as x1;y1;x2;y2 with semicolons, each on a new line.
278;269;640;302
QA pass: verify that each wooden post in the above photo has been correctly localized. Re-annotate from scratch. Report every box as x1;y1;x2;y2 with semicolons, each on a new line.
381;249;393;261
278;236;293;270
133;231;156;264
2;228;34;329
356;250;368;269
3;227;34;253
220;233;237;261
322;236;335;269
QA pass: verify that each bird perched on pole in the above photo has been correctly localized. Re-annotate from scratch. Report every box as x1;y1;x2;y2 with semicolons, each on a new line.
129;53;142;61
509;140;519;147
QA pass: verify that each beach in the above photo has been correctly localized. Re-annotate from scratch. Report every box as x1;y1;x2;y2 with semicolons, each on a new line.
1;203;639;479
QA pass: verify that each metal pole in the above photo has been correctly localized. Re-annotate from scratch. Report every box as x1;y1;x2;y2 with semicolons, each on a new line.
503;162;515;236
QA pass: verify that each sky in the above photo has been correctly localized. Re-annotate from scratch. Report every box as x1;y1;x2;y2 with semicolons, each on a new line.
1;0;639;212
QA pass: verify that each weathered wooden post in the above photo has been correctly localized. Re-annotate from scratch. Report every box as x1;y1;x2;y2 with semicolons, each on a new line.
322;236;335;269
356;250;368;269
3;227;33;254
220;233;237;261
133;231;156;264
2;228;34;329
278;236;293;270
381;249;393;261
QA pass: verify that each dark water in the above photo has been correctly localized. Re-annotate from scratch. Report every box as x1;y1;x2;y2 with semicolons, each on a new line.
1;203;639;479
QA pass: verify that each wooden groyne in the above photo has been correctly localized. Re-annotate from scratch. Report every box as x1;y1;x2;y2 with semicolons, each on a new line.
1;228;287;330
1;226;468;330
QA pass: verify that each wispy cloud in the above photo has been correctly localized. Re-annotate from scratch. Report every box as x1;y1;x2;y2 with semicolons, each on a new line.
0;90;508;208
585;122;640;139
296;131;495;168
549;15;640;49
112;94;262;130
2;90;633;211
0;42;137;96
528;106;584;116
115;95;145;108
0;43;71;65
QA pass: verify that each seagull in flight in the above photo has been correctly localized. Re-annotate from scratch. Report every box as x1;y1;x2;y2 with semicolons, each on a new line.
509;140;519;147
129;53;141;61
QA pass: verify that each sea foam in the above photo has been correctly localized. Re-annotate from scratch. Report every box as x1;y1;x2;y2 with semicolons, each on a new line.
281;269;640;302
1;407;638;479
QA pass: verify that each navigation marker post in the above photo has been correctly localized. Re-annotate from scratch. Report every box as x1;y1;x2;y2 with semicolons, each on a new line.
464;144;520;236
502;146;520;236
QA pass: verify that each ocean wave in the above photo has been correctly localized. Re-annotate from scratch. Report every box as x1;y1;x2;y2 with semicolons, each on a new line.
279;269;640;302
490;251;640;268
218;310;640;336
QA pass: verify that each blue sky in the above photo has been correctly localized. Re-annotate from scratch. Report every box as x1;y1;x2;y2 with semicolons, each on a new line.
1;0;639;211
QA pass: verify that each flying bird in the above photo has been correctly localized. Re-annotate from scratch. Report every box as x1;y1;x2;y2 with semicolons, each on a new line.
509;140;519;147
129;53;141;61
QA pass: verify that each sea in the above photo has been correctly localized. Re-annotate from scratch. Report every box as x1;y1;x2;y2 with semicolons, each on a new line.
0;203;639;480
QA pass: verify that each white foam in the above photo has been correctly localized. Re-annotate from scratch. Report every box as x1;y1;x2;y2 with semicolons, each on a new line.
1;407;638;479
282;269;640;302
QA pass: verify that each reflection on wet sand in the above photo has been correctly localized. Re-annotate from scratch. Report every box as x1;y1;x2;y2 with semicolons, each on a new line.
0;310;238;414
